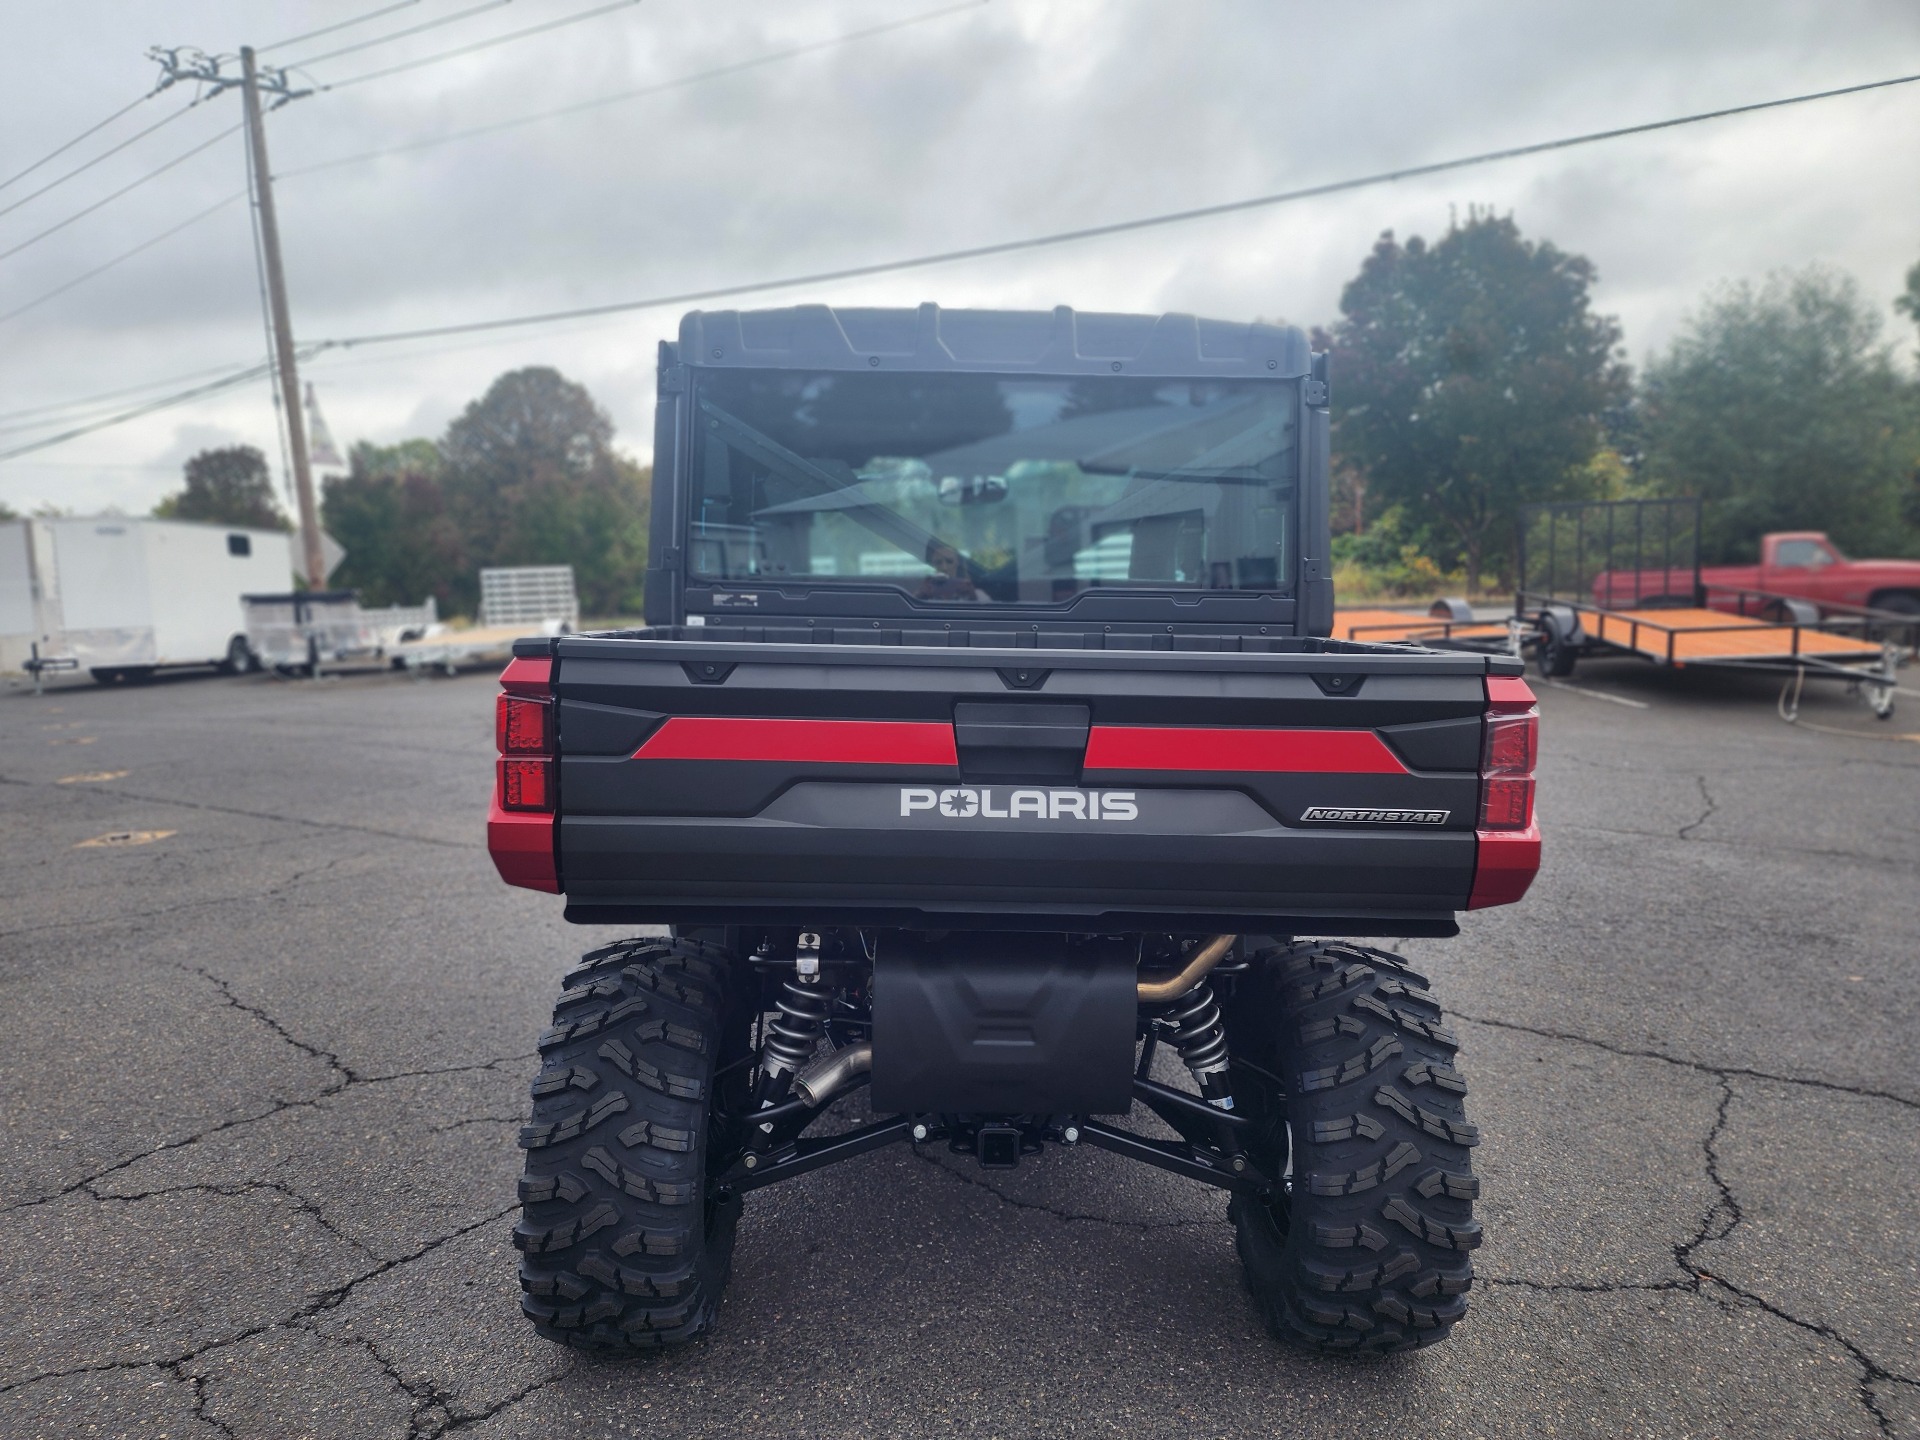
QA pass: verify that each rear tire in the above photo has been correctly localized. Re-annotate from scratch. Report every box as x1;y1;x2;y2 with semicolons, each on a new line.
515;937;752;1353
1223;942;1481;1354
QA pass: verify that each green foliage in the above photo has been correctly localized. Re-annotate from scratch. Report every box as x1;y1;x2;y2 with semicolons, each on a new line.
1330;513;1463;599
1897;256;1920;338
1326;212;1630;587
320;371;650;619
1640;269;1920;561
153;445;290;530
322;441;467;610
440;368;650;618
0;500;18;521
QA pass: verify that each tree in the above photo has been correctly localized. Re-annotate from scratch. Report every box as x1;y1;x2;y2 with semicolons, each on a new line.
440;367;650;617
322;440;468;609
1898;256;1920;338
1325;213;1630;586
1640;268;1920;561
154;445;289;530
0;500;18;521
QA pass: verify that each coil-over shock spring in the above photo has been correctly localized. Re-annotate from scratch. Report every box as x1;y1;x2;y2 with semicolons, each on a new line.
1163;979;1235;1110
760;975;829;1081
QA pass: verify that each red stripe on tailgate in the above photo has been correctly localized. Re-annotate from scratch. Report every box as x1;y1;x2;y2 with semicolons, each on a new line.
634;717;959;765
1083;726;1408;774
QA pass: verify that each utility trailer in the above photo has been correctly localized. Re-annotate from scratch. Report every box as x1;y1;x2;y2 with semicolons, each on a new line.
1332;602;1514;649
0;516;291;684
389;565;578;675
1518;498;1901;716
487;304;1542;1359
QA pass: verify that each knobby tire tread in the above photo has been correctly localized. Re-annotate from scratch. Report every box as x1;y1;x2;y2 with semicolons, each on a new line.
515;937;743;1353
1226;941;1480;1354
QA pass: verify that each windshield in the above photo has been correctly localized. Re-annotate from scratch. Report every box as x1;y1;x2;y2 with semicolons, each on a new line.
687;370;1298;603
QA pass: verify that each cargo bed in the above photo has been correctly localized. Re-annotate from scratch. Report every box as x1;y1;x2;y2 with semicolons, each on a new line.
498;629;1536;936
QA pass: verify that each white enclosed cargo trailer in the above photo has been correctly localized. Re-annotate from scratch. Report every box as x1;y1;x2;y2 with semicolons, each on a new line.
0;516;293;682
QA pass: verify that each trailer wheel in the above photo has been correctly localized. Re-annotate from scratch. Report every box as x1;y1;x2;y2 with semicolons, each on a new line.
1535;617;1577;678
516;937;752;1354
219;636;253;675
1222;942;1480;1354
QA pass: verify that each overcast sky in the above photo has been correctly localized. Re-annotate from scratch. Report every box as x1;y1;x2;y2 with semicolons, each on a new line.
3;0;1918;516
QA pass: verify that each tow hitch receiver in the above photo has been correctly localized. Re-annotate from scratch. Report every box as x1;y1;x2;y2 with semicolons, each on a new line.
975;1124;1023;1169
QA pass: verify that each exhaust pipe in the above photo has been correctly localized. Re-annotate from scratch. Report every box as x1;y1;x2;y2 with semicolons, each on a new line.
1136;934;1237;1003
793;1042;873;1108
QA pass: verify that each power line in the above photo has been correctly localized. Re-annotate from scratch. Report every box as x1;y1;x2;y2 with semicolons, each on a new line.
0;89;156;195
0;359;264;427
15;64;1920;460
314;65;1920;351
278;0;985;179
259;0;423;54
0;101;201;223
0;361;284;462
282;0;514;68
0;190;246;328
0;121;242;264
317;0;642;90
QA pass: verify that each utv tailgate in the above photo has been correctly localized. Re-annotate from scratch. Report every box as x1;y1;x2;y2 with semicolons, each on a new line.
531;634;1514;935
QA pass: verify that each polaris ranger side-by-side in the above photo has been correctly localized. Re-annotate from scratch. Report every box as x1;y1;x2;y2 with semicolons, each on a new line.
488;305;1541;1355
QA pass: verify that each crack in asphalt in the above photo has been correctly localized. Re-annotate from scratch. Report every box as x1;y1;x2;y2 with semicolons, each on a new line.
0;1202;520;1405
47;778;483;851
190;965;360;1085
1451;1010;1920;1113
1552;817;1912;870
168;1362;238;1439
0;849;378;943
434;1372;570;1437
1677;774;1717;839
1679;1078;1914;1437
297;1327;462;1438
0;968;536;1219
1459;1011;1917;1434
86;1177;384;1264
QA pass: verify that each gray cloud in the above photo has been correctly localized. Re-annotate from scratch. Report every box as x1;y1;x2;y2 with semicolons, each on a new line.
2;0;1918;514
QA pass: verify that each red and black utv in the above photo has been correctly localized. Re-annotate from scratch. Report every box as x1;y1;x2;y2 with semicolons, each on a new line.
489;304;1540;1355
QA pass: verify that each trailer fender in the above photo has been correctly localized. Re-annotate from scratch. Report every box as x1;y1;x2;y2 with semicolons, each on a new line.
1536;605;1586;647
1760;597;1820;627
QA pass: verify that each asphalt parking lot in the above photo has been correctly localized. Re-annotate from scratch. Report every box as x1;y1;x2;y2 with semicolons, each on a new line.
1;658;1915;1439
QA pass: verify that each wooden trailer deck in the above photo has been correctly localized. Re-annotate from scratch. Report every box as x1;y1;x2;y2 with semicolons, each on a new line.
1332;608;1510;645
1585;607;1885;665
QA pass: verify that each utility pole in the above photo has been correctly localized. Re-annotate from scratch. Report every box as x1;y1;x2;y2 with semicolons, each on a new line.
238;48;324;590
150;47;323;587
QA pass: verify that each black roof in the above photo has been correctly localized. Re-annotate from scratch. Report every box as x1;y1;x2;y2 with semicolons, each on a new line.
678;303;1311;380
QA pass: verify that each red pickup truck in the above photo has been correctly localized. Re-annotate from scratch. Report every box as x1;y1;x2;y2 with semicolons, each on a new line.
1599;531;1920;615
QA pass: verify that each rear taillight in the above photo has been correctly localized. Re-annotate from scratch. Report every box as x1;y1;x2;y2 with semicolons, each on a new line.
493;657;555;814
499;757;554;811
497;694;551;754
1479;678;1538;830
488;656;560;896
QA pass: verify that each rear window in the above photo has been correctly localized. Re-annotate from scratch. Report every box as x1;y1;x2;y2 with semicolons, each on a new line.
227;534;252;557
688;369;1298;604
